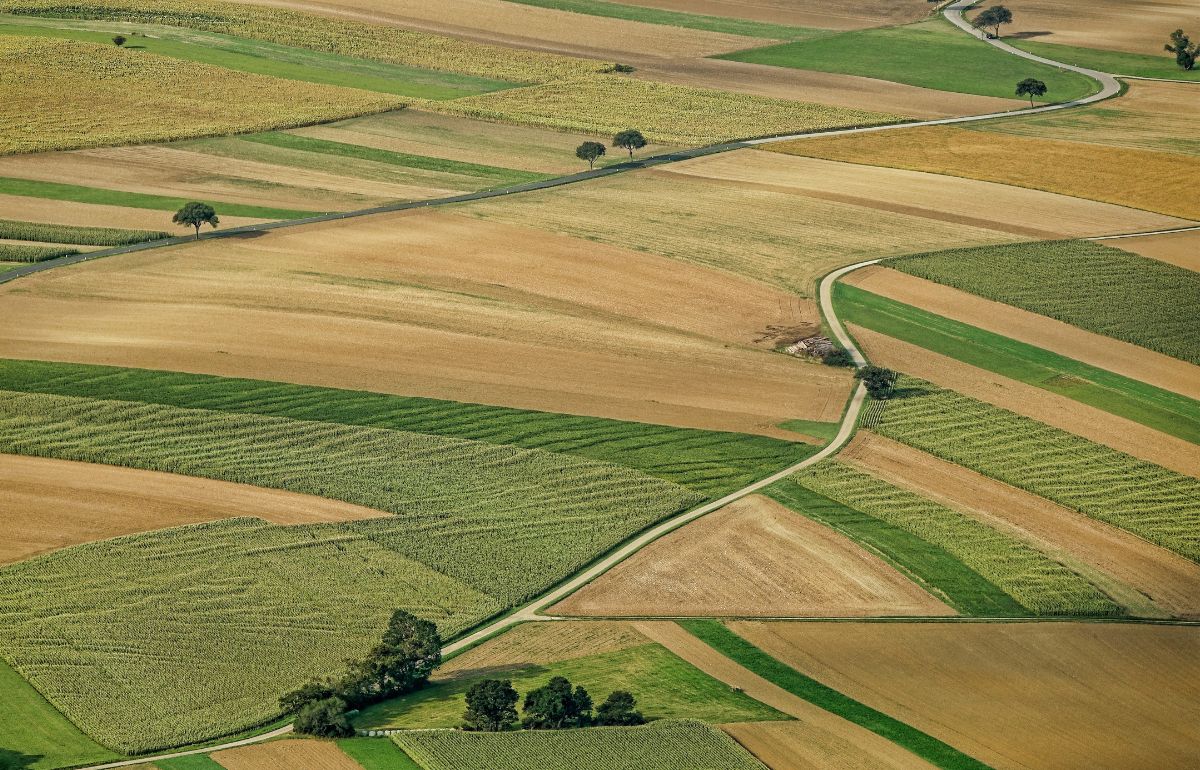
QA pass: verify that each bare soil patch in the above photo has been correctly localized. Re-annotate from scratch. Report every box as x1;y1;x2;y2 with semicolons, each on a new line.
994;0;1198;55
731;621;1200;770
849;324;1200;477
0;210;850;436
623;0;931;30
633;621;937;769
553;494;952;618
438;621;650;680
212;738;362;770
846;266;1200;401
842;432;1200;619
1108;229;1200;272
0;453;387;565
0;193;266;232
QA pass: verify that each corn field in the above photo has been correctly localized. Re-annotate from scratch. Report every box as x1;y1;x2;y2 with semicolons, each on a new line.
0;242;77;261
0;218;168;246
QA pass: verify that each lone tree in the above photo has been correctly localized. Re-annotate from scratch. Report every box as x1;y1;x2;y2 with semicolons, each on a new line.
1015;77;1047;107
973;5;1012;38
463;679;519;732
112;34;127;46
523;676;593;729
595;691;645;726
855;365;896;399
172;202;218;239
294;697;354;738
1165;29;1198;70
612;129;647;159
576;140;606;170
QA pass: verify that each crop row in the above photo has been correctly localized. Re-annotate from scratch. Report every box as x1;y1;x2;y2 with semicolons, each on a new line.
0;218;168;246
0;242;76;261
793;461;1120;616
874;377;1200;562
891;239;1200;365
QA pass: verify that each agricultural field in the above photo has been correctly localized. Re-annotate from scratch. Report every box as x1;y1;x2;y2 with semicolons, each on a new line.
394;720;768;770
211;739;364;770
768;125;1200;220
729;621;1200;769
979;0;1198;56
552;494;953;618
1108;228;1200;272
611;0;932;30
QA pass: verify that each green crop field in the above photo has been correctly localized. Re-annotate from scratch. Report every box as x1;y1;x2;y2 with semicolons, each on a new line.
501;0;817;40
355;640;780;730
393;720;768;770
0;389;699;603
875;377;1200;563
791;462;1120;616
0;242;76;261
0;360;814;499
154;754;227;770
718;19;1098;102
0;219;167;246
0;658;118;769
339;738;424;770
891;240;1200;366
1011;41;1200;82
834;283;1200;445
0;518;498;753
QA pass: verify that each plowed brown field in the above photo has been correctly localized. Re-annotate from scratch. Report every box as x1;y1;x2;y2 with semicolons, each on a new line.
0;454;388;565
849;325;1200;476
730;621;1200;770
844;266;1200;401
987;0;1198;55
623;0;930;29
552;495;952;618
841;432;1200;618
634;621;937;769
212;739;362;770
0;210;850;436
1107;230;1200;272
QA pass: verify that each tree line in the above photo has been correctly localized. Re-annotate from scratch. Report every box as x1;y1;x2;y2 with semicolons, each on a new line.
463;676;645;732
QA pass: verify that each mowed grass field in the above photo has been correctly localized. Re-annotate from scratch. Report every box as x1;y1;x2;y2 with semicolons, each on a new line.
766;125;1200;220
605;0;933;31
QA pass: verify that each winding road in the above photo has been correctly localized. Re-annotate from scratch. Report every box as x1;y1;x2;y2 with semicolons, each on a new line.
59;3;1197;767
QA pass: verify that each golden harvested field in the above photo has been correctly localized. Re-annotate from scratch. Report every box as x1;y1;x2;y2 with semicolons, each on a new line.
622;0;932;29
0;36;400;155
849;324;1200;477
0;193;267;231
978;80;1200;156
767;125;1200;220
987;0;1198;55
430;77;896;145
722;720;926;770
841;432;1200;619
553;495;953;618
845;266;1200;401
438;621;650;679
1108;229;1200;272
0;453;388;565
0;210;851;435
633;622;937;770
212;739;363;770
731;621;1200;770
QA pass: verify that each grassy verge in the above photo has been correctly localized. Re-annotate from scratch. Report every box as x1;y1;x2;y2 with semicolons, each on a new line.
0;218;167;245
777;418;841;442
834;282;1200;444
0;177;320;220
678;620;991;770
339;738;424;770
1010;40;1200;81
718;19;1098;102
500;0;818;40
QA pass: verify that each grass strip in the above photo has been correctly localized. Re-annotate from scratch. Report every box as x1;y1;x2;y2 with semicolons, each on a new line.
0;242;77;261
765;480;1029;617
500;0;819;40
1011;40;1200;81
0;217;168;245
156;756;227;770
0;176;320;220
678;619;993;770
0;359;814;498
241;131;550;185
339;737;425;770
834;282;1200;445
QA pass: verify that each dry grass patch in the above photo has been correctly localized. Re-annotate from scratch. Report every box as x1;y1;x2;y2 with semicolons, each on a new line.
767;125;1200;220
439;621;651;679
0;453;388;565
731;621;1200;769
212;738;362;770
1108;229;1200;272
989;0;1198;55
0;36;401;155
553;494;953;618
0;210;850;435
622;0;931;30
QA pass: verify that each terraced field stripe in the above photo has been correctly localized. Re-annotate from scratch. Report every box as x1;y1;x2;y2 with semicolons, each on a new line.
765;481;1029;617
240;132;551;185
679;620;993;770
834;282;1200;445
499;0;820;40
339;737;424;770
0;177;322;220
0;218;168;246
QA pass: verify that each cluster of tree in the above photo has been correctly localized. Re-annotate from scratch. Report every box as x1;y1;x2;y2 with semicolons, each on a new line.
822;348;854;367
575;129;648;169
462;676;644;732
1166;29;1198;71
173;202;219;239
855;365;897;399
281;610;442;739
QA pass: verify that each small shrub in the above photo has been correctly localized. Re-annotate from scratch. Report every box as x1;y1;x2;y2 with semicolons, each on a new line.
294;697;354;738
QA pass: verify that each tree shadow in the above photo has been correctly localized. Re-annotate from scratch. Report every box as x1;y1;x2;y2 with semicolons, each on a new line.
0;749;43;770
1008;31;1054;40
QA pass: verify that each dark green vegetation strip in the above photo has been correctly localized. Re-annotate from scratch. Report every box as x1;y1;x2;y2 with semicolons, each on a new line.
155;755;227;770
834;282;1200;444
0;217;168;245
679;620;992;770
339;737;425;770
0;16;513;99
0;242;77;261
719;19;1097;102
0;360;815;498
875;377;1200;562
242;132;551;186
0;177;320;220
500;0;818;40
1011;40;1200;81
891;239;1200;366
764;481;1028;617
